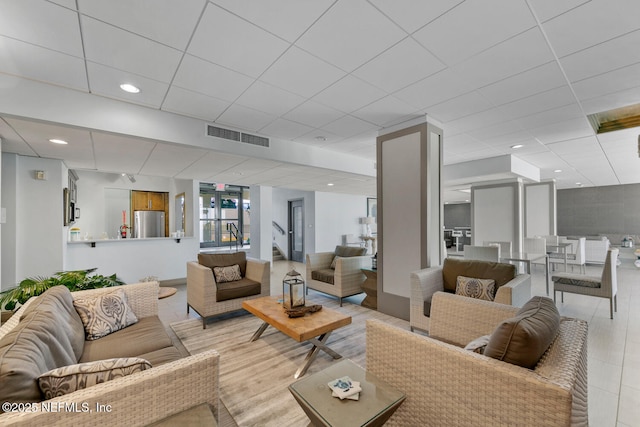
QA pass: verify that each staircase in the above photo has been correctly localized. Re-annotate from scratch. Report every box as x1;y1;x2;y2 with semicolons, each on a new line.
273;245;285;261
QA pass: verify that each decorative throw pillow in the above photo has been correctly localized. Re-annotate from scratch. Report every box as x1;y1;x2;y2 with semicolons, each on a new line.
464;335;491;354
38;358;152;399
213;264;242;283
484;296;560;369
73;289;138;340
455;276;496;301
330;256;343;269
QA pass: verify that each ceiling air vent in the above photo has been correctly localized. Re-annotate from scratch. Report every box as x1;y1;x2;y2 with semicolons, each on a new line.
207;125;240;141
241;133;269;147
206;125;269;147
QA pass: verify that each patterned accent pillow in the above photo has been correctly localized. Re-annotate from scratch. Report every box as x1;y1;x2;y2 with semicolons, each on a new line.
464;335;491;354
213;264;242;283
73;289;138;340
455;276;496;301
38;358;152;399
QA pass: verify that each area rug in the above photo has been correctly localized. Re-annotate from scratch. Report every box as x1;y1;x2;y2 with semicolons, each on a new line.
170;295;409;427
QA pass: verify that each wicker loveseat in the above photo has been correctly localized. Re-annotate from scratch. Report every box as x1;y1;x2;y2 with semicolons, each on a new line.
187;251;270;328
367;292;588;426
306;245;369;306
410;257;531;333
0;281;219;426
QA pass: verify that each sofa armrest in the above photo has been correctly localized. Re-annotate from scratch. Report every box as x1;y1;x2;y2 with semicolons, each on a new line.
245;258;270;296
494;273;531;307
71;281;160;319
410;266;445;304
366;320;578;427
187;261;217;290
334;255;369;275
0;349;220;427
306;252;335;272
429;292;518;347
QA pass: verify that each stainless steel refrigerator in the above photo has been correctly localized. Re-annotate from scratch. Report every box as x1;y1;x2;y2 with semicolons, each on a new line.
134;211;165;238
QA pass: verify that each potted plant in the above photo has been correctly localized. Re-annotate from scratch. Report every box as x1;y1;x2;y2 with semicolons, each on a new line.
0;268;124;315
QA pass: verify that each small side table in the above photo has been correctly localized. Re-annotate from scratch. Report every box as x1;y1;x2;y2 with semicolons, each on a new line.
360;269;377;310
289;359;405;427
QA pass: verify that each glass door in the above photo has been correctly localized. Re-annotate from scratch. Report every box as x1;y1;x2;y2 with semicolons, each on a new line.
289;199;304;262
199;185;247;249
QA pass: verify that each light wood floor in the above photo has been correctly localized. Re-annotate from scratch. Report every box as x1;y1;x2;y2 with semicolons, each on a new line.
159;257;640;426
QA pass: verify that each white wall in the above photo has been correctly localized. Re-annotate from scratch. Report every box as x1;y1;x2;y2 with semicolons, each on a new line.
314;192;367;252
472;182;523;252
272;188;315;259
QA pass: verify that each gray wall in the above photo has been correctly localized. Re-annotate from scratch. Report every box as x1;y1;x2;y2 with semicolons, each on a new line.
558;184;640;237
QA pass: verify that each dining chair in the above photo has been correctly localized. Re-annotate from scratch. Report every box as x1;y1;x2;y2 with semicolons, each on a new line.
463;245;500;262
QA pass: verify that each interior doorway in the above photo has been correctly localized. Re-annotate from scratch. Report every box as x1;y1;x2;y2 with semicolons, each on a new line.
288;199;304;262
199;184;250;249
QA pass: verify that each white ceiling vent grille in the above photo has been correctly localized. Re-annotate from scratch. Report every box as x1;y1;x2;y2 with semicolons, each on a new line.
241;133;269;147
207;125;240;141
206;125;269;147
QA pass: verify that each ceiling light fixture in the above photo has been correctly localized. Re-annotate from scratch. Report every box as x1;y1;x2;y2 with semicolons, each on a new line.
554;169;562;173
120;83;140;93
576;182;583;186
327;183;334;186
510;144;524;149
49;138;68;145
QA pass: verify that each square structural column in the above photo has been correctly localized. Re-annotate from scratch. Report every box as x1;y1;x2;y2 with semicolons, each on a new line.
376;119;443;321
524;181;557;237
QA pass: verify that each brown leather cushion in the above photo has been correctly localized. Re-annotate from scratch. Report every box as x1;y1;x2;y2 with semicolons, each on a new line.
198;252;247;277
312;269;335;284
484;296;560;369
0;286;86;404
334;245;367;257
79;316;173;363
442;258;516;293
216;278;261;302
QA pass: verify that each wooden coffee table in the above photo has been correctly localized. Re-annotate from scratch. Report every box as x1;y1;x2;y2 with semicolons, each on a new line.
242;296;352;378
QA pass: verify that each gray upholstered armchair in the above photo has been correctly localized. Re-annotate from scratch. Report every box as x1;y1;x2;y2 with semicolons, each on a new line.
306;245;369;306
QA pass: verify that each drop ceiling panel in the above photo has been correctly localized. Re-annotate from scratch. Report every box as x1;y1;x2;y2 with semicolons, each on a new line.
477;61;567;107
580;86;640;116
177;151;247;179
0;119;37;156
260;47;346;98
77;0;205;50
352;38;446;92
86;62;169;108
92;132;155;173
296;0;406;72
527;0;590;23
530;118;594;144
541;0;640;57
210;0;334;43
467;121;527;141
394;67;477;110
351;96;421;127
545;136;600;156
369;0;464;34
559;29;640;83
259;118;314;140
50;0;77;9
0;1;83;57
81;17;182;83
506;98;583;129
187;3;289;78
427;91;494;123
572;62;640;101
293;129;340;146
312;76;387;113
171;55;254;103
162;86;230;122
216;104;277;133
284;101;344;129
236;81;305;116
320;115;379;139
0;37;88;91
139;143;208;177
413;0;536;66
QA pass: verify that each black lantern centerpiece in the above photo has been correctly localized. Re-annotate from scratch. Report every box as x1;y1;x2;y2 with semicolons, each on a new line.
283;269;305;309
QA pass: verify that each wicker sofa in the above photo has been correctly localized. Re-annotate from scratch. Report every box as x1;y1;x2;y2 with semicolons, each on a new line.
306;245;369;306
187;252;270;328
367;292;588;426
0;281;219;426
410;258;531;333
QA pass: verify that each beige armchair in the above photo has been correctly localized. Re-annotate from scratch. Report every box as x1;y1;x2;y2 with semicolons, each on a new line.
367;292;588;427
306;245;369;306
187;252;270;328
410;257;531;333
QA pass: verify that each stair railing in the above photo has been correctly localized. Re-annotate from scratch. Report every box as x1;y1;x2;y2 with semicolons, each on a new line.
226;222;243;252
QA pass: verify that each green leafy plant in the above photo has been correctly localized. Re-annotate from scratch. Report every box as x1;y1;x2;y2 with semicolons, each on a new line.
0;268;124;311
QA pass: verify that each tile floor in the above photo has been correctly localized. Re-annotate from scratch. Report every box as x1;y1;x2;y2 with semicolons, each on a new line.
158;256;640;426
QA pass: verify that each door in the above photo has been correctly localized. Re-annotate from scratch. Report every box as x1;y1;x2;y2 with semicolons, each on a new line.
289;199;304;263
199;189;245;248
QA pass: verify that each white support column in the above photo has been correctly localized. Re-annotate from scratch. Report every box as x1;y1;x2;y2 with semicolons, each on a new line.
524;181;557;237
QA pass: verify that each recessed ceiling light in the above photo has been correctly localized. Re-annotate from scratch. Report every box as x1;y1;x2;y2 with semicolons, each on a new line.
576;182;582;186
327;183;334;186
510;144;524;149
465;199;469;202
120;83;140;93
554;169;562;173
49;138;68;145
315;136;327;142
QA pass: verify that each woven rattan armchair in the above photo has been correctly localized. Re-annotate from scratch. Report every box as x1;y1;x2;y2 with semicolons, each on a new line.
367;292;588;426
